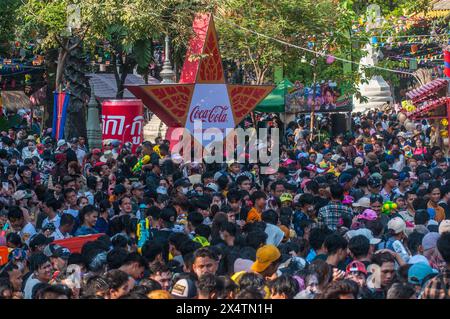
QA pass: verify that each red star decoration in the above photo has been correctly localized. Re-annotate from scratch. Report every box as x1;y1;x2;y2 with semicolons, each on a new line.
126;13;274;140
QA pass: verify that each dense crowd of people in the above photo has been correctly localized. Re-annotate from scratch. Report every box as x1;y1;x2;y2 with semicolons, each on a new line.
0;110;450;300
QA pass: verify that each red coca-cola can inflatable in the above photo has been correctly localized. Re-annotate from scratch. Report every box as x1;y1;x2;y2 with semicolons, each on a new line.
101;99;144;153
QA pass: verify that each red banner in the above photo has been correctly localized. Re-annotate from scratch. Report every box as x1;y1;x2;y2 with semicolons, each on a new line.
101;99;144;153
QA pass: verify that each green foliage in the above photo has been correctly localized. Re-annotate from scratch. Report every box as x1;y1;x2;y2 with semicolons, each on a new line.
0;0;21;55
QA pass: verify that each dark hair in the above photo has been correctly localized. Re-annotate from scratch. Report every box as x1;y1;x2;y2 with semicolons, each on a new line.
79;204;98;225
245;230;268;250
238;272;265;291
261;209;278;225
194;247;219;262
324;234;347;255
407;231;425;255
308;259;332;287
220;222;238;238
168;232;190;252
216;276;238;299
138;278;162;292
38;284;73;299
195;224;211;240
414;209;429;225
149;261;170;275
187;212;204;228
298;193;315;206
29;253;50;272
372;251;395;266
141;241;164;264
107;249;129;270
269;274;299;299
196;273;221;297
309;227;332;251
437;232;450;263
104;270;129;290
251;191;267;203
387;283;416;299
319;279;358;299
63;188;76;200
235;287;264;299
330;184;344;200
82;275;110;297
7;206;23;221
348;235;370;259
60;213;75;227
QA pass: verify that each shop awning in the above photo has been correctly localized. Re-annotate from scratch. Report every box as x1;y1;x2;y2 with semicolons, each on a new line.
255;78;293;113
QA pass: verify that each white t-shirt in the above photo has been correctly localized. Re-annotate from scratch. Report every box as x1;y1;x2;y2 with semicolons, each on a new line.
23;274;41;299
42;215;61;229
51;228;71;240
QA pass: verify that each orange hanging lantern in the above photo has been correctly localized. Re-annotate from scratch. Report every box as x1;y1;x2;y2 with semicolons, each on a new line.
411;44;418;54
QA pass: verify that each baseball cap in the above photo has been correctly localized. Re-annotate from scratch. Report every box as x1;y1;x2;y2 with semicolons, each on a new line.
131;182;145;190
439;220;450;234
205;182;219;193
171;278;197;299
339;173;353;184
91;148;102;156
280;193;293;203
422;232;440;251
352;197;370;209
251;245;281;273
57;139;67;148
346;260;367;275
43;244;71;260
408;262;438;286
113;184;126;195
29;234;54;249
357;209;378;221
346;228;381;245
388;217;406;235
367;176;381;188
12;190;32;201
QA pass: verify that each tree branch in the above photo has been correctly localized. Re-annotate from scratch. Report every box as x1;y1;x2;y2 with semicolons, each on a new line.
68;25;90;52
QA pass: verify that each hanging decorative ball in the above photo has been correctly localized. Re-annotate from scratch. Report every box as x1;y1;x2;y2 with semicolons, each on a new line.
371;36;378;45
326;55;335;64
441;118;449;126
307;42;314;49
441;129;448;138
411;44;418;54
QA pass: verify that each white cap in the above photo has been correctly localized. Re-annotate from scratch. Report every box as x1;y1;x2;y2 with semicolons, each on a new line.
439;220;450;234
346;228;381;245
388;217;406;235
57;139;67;148
352;197;370;208
205;182;219;192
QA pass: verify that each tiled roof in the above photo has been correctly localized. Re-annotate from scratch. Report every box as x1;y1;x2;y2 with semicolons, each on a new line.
88;73;159;100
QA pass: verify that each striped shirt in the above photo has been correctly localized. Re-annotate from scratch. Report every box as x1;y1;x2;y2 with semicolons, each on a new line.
420;270;450;299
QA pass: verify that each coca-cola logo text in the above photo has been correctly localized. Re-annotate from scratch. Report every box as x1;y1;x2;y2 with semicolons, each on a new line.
189;105;229;123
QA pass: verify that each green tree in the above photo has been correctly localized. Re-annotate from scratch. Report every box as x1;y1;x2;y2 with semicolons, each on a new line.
0;0;20;56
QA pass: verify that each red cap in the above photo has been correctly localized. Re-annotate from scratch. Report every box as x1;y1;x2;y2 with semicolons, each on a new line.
92;148;102;155
94;161;107;168
345;261;367;275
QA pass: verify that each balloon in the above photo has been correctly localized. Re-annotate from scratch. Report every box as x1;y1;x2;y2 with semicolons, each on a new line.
441;119;448;126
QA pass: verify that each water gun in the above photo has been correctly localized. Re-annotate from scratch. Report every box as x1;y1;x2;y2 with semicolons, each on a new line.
1;222;9;237
153;145;162;158
136;218;151;253
132;155;151;173
382;201;397;215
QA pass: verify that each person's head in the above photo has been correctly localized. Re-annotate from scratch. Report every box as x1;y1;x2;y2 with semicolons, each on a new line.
118;196;133;215
0;263;22;292
324;234;348;262
192;247;219;278
236;175;252;192
345;260;367;288
120;253;146;280
269;274;299;299
386;283;416;299
219;222;237;247
196;273;221;299
60;213;76;234
319;279;358;299
369;194;383;215
37;284;72;299
79;205;98;228
437;232;450;265
428;184;442;204
250;245;281;277
63;188;77;206
251;191;267;209
372;252;396;288
330;183;344;201
261;209;278;225
407;231;425;256
149;262;172;291
405;191;417;209
7;206;25;231
309;227;331;252
104;270;132;299
29;253;53;283
348;235;370;260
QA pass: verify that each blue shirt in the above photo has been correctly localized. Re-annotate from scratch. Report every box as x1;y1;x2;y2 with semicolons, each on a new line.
74;225;99;236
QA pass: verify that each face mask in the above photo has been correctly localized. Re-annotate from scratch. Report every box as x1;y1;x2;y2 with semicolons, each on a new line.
197;191;203;196
182;187;189;194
